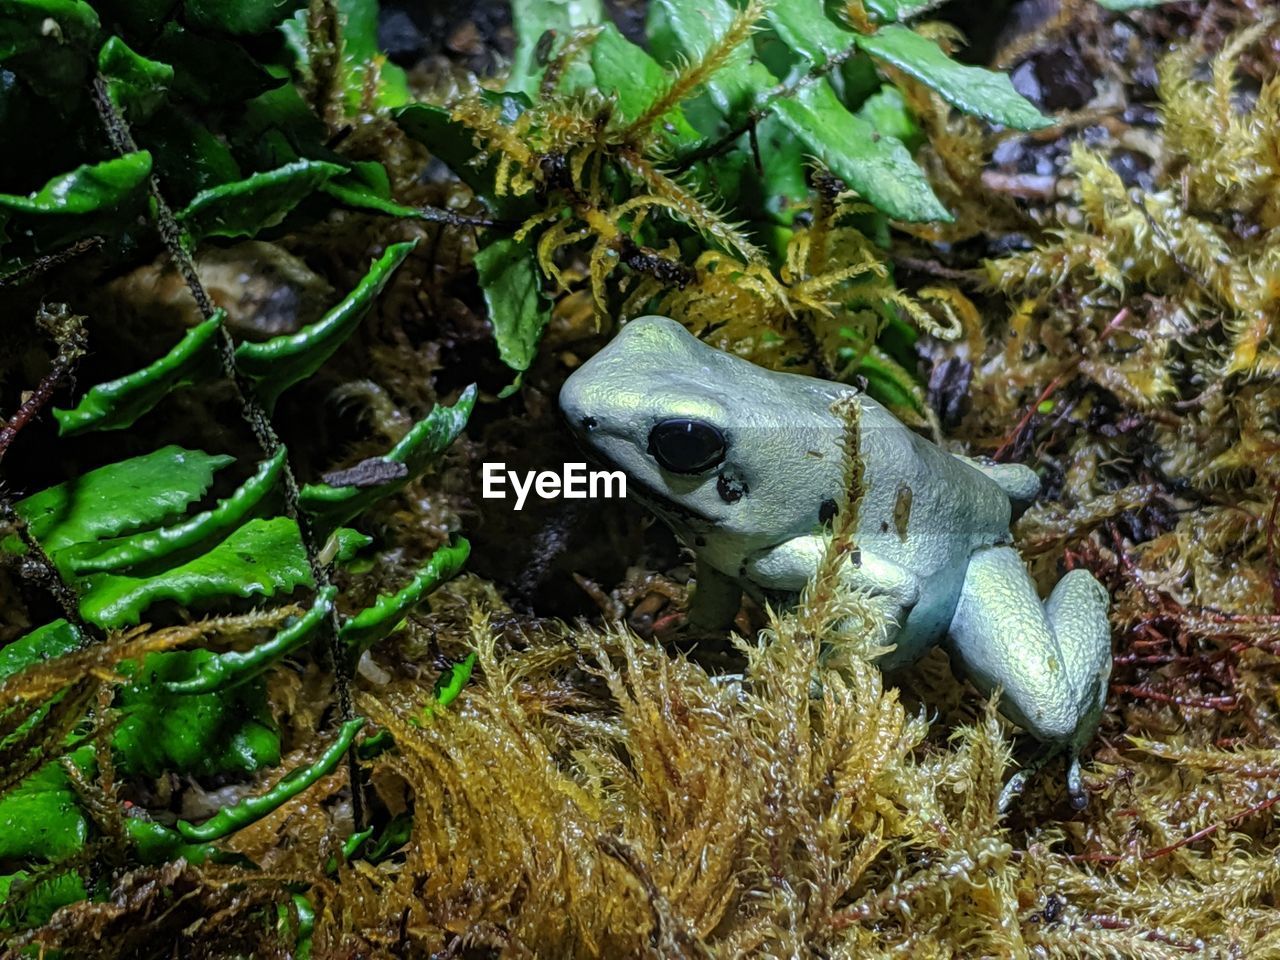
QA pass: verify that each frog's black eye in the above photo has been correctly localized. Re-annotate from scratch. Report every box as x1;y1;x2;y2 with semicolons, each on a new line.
647;418;726;474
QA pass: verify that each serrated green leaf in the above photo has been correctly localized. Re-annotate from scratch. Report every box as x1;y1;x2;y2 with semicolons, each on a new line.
340;538;470;652
177;717;361;841
862;0;945;22
152;21;284;106
9;446;233;555
589;23;701;148
393;96;532;218
90;0;180;37
76;517;363;629
62;449;286;575
0;152;152;219
176;158;346;242
300;385;475;529
854;26;1051;130
857;85;922;152
766;0;855;67
0;0;99;59
161;587;335;695
98;36;173;121
771;81;951;222
0;748;93;861
335;0;410;108
234;240;416;407
53;313;222;436
653;0;769;118
0;869;86;931
321;163;460;221
0;620;80;684
476;237;551;379
508;0;603;98
113;652;279;776
183;0;306;34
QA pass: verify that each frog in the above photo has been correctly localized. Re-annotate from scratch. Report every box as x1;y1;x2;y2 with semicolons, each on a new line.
559;315;1113;808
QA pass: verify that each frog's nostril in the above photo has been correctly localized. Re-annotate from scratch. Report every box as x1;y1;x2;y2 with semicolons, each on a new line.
580;415;598;431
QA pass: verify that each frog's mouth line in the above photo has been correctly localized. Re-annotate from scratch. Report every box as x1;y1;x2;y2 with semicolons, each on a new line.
565;432;718;529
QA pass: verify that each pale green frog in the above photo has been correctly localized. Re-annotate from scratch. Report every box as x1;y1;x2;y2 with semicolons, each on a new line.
559;315;1112;807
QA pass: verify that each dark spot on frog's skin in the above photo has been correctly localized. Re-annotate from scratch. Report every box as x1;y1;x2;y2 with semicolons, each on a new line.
580;415;597;431
893;482;913;540
717;473;748;504
880;521;890;533
805;450;824;459
818;498;838;526
850;547;861;567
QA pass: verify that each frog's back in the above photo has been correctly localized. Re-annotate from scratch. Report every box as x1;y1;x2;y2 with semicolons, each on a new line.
850;395;1015;661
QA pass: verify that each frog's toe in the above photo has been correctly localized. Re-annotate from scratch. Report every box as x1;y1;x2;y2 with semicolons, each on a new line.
1066;753;1088;810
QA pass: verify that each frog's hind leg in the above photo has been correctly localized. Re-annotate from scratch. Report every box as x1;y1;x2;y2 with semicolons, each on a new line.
946;546;1112;808
955;455;1042;504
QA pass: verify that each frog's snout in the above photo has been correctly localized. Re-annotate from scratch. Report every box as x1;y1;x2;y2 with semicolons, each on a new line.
558;369;596;438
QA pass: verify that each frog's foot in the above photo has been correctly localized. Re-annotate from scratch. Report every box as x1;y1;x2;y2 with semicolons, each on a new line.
948;546;1112;805
997;748;1087;814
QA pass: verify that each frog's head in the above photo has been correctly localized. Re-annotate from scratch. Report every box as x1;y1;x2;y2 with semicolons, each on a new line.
559;315;849;554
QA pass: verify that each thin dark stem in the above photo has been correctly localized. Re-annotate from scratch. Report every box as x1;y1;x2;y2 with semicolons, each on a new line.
91;76;366;828
0;237;103;289
2;506;104;646
0;314;86;465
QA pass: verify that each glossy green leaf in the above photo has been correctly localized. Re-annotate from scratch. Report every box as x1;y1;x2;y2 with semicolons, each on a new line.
476;237;551;380
854;26;1051;130
0;620;80;684
0;0;99;59
234;241;416;407
589;23;700;148
0;870;86;931
508;0;603;97
176;159;346;242
393;96;532;218
113;652;278;776
653;0;769;118
0;748;92;861
340;538;470;652
321;164;449;221
62;449;287;575
177;717;363;841
125;818;224;865
162;587;336;695
862;0;945;21
77;517;366;629
772;81;952;222
183;0;306;34
857;86;922;152
152;22;284;106
0;152;152;219
300;385;475;528
416;652;476;723
53;314;222;435
766;0;855;67
90;0;180;37
335;0;410;108
10;446;233;555
98;36;173;121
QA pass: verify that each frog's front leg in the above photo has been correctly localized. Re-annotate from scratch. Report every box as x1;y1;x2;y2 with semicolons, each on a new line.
687;557;745;630
745;536;921;610
947;545;1112;808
